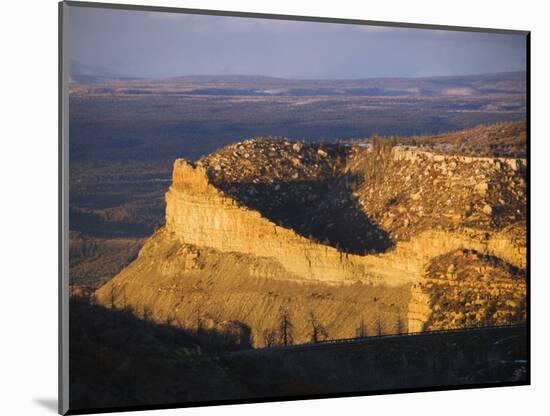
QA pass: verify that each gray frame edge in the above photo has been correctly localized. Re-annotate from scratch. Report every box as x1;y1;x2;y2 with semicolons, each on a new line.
59;1;70;415
56;2;530;415
64;0;529;35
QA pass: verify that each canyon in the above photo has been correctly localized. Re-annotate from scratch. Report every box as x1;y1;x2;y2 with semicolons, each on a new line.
94;131;527;346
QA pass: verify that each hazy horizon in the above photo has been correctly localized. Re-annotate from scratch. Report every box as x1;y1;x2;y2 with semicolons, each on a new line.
70;58;527;82
69;5;527;80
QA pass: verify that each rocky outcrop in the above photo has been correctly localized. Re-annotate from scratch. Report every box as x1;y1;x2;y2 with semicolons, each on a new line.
166;158;525;283
95;138;527;341
348;144;526;242
421;249;526;330
390;146;526;170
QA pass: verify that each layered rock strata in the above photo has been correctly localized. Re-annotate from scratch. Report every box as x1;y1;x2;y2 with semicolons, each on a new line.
96;140;527;341
166;159;525;285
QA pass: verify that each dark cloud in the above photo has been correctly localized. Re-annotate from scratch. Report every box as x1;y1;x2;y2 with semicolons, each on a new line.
69;5;526;79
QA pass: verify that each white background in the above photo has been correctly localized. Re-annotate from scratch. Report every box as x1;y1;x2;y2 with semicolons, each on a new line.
1;0;548;415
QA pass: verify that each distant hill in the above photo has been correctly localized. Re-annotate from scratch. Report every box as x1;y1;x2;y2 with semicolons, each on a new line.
165;74;290;84
69;59;140;84
70;70;526;97
161;71;527;98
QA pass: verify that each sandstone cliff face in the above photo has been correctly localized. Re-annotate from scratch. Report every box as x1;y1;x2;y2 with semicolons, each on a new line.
166;160;369;284
166;158;525;285
95;138;527;342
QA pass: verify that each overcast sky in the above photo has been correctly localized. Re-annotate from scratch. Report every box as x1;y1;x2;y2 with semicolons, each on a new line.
69;5;527;80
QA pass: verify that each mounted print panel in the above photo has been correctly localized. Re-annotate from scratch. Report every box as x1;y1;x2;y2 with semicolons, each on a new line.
59;1;529;414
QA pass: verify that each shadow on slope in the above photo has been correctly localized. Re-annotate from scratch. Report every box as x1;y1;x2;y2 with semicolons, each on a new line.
217;176;393;255
69;299;527;412
69;299;253;410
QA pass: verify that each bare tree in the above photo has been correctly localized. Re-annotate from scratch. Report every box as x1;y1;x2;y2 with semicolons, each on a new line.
196;312;204;333
278;309;294;346
263;329;278;348
308;311;329;343
193;302;204;333
165;313;176;326
109;286;117;309
143;305;153;322
356;315;368;338
375;317;383;336
121;288;131;313
395;313;405;335
89;291;97;306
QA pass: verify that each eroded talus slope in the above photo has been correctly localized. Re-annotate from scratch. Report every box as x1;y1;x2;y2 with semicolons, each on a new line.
96;134;527;340
356;146;526;331
95;228;411;347
422;249;526;330
344;144;527;332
